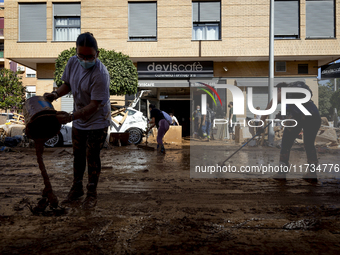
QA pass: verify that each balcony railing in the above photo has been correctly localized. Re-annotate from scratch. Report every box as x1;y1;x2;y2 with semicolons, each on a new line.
0;29;3;37
0;51;3;58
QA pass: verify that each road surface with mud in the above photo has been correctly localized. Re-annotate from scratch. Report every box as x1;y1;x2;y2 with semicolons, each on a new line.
1;140;340;254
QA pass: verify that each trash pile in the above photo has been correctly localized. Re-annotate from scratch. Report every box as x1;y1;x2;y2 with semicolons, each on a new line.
0;117;28;151
243;116;340;150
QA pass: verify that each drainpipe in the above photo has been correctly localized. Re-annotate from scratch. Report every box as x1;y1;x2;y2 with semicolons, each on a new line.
268;0;275;146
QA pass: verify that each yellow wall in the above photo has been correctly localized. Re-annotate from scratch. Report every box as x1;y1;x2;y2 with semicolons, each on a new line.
3;0;333;112
214;61;318;77
4;0;340;60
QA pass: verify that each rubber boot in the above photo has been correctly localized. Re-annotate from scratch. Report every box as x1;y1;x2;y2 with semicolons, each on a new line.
82;183;97;209
160;144;166;154
272;161;287;181
157;144;166;154
61;181;84;204
303;163;318;183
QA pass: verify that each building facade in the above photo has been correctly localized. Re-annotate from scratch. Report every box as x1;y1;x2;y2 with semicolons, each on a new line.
0;0;4;69
1;0;38;114
4;0;340;135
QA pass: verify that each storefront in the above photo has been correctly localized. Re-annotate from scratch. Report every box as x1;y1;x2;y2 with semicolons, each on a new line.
136;61;217;136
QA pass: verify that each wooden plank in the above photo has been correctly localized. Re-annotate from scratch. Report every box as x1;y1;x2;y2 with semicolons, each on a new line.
12;113;24;122
119;111;128;125
112;118;120;125
111;107;126;117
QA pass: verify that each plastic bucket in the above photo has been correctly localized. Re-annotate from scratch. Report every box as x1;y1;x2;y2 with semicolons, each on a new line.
23;96;61;140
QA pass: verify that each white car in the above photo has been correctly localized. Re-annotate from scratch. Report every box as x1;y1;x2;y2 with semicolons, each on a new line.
44;107;147;147
109;107;147;145
44;122;73;147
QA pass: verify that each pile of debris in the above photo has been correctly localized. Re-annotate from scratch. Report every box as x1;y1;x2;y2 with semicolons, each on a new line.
243;117;340;149
0;113;27;150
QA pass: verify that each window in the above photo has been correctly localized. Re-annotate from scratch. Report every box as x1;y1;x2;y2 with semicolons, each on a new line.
128;110;136;116
26;67;36;78
298;64;308;74
274;0;299;39
306;0;334;38
19;3;46;41
26;86;36;99
192;1;221;40
0;43;3;58
0;17;3;36
128;2;157;41
275;62;286;72
53;3;81;41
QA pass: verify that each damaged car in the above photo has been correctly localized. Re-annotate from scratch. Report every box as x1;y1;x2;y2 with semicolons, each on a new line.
45;91;149;147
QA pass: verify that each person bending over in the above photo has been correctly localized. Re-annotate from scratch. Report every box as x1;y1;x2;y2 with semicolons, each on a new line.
259;81;321;182
146;104;170;154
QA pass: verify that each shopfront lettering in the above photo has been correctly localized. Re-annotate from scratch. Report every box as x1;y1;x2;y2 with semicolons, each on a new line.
147;62;204;72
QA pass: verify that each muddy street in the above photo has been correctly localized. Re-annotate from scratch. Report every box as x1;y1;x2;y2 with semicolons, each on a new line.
1;141;340;254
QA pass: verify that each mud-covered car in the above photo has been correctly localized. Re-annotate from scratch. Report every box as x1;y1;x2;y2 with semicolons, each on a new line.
44;107;147;147
45;91;149;147
109;107;147;145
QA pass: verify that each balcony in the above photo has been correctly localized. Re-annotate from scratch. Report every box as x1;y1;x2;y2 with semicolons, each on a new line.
0;51;3;59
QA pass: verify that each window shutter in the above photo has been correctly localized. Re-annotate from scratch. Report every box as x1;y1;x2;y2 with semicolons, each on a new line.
306;0;334;38
54;3;81;16
192;2;199;22
26;86;36;93
19;4;46;41
10;62;17;72
199;2;220;22
274;1;299;36
129;2;157;37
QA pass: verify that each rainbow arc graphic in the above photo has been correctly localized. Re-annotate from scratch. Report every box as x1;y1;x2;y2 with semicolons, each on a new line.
197;82;222;106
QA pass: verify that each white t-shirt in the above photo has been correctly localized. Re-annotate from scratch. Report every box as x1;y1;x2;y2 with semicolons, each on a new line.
61;56;111;130
171;116;179;125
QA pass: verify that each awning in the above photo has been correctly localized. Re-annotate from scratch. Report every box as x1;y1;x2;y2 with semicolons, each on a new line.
321;62;340;79
189;78;221;87
138;79;189;88
138;78;226;88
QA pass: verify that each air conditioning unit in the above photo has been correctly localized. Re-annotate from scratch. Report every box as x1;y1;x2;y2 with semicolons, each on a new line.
17;66;25;72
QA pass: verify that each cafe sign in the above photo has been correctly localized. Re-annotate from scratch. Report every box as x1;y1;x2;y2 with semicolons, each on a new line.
137;61;214;78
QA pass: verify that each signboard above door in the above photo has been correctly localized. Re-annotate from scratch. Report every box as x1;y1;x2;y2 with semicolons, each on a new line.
137;61;214;78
